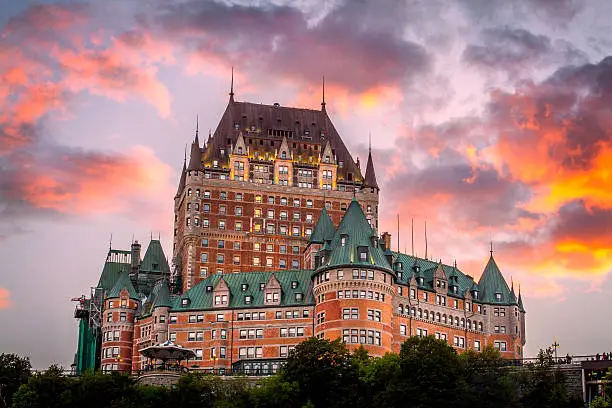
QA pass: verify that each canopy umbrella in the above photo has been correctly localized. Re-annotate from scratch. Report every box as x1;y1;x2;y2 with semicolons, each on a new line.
139;340;196;361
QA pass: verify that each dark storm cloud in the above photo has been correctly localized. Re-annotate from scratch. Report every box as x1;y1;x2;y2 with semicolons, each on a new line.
463;26;552;72
386;153;537;227
146;0;430;92
550;201;612;245
458;0;585;24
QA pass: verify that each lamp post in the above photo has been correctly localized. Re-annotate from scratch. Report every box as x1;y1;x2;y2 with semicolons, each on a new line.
552;340;560;363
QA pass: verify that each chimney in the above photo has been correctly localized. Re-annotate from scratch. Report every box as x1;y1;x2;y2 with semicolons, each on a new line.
381;232;392;251
131;240;141;270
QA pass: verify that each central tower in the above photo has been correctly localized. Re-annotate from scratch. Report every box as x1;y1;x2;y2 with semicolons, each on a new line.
172;81;380;292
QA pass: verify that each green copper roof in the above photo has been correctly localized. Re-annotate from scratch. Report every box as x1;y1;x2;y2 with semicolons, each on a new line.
173;270;315;311
97;250;131;292
309;207;336;244
392;252;476;298
319;198;391;271
477;255;515;304
518;290;525;312
140;240;170;274
107;270;139;299
139;279;173;317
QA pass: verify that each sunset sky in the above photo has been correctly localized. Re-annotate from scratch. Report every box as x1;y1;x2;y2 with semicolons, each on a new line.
1;0;611;368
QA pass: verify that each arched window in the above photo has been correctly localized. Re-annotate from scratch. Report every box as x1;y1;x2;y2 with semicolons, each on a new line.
424;310;429;320
418;308;422;318
187;203;191;210
194;218;199;226
188;188;192;197
455;317;459;326
443;314;447;324
196;189;201;197
398;304;404;315
436;312;441;322
461;318;465;328
186;218;191;226
467;319;471;330
478;322;483;331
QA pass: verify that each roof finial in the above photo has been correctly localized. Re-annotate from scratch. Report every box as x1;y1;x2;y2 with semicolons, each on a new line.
490;241;494;256
229;66;235;102
184;144;187;164
369;132;372;153
109;233;113;250
321;76;326;111
196;115;199;137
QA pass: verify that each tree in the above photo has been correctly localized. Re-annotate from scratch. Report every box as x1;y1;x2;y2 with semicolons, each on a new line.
398;336;465;408
0;353;31;408
11;365;73;408
459;345;518;408
279;338;360;408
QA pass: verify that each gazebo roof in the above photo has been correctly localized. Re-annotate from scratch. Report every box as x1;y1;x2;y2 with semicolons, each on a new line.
139;341;196;361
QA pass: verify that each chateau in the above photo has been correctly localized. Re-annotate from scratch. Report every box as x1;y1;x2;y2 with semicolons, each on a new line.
73;85;526;374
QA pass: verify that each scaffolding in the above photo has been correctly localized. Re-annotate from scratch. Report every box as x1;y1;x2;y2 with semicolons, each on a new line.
89;286;104;334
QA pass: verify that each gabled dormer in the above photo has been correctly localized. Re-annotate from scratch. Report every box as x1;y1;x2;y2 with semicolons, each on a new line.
263;274;282;306
318;140;337;190
433;261;447;292
274;136;293;186
229;133;249;182
212;277;230;308
470;282;479;300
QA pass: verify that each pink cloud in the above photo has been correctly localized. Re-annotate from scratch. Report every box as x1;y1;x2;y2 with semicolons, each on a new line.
0;288;12;310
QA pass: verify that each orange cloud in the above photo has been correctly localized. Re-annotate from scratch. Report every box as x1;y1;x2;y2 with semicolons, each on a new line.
0;288;12;310
18;146;173;216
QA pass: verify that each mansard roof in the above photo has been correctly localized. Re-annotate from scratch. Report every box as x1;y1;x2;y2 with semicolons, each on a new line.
319;198;391;271
309;206;336;244
139;278;173;316
140;239;170;274
108;270;138;300
97;249;131;292
392;253;477;298
202;100;362;181
173;270;314;311
478;254;515;304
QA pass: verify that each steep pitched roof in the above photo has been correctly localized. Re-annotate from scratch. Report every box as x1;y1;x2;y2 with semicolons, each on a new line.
140;240;170;274
175;158;187;198
173;270;314;311
320;198;391;271
187;126;203;171
97;250;131;292
478;255;514;304
108;270;139;299
309;206;336;244
363;148;378;189
202;100;362;182
518;288;525;312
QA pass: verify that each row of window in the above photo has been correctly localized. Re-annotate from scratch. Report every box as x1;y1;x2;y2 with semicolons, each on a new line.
199;253;301;269
102;347;120;358
397;306;485;331
341;308;381;322
106;312;128;322
336;290;387;302
315;269;383;283
342;329;382;346
187;203;318;224
103;331;121;341
187;189;317;207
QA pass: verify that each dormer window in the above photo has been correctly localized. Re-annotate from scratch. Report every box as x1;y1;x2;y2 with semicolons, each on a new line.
398;262;403;269
291;281;298;289
259;283;265;291
282;151;287;159
241;283;248;292
473;291;479;299
206;286;213;292
495;292;502;301
358;247;368;262
245;295;252;304
234;123;239;130
237;147;243;154
418;277;424;285
325;156;330;163
265;292;279;303
398;272;403;280
181;298;190;307
340;235;347;247
295;293;303;301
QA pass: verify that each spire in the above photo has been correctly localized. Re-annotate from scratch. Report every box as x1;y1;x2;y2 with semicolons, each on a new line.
363;137;379;190
187;124;203;171
229;66;235;103
194;115;200;147
175;151;187;197
321;76;326;112
518;285;525;312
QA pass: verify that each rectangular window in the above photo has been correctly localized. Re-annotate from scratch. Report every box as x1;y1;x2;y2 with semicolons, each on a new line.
400;324;407;335
474;340;481;351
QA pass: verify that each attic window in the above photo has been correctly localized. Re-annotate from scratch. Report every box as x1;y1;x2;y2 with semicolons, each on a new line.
241;283;248;292
234;123;239;130
325;156;330;163
152;263;159;270
245;295;252;304
358;248;368;262
206;286;213;292
181;298;190;307
304;129;310;135
495;293;502;301
259;283;265;291
398;262;403;269
340;235;348;247
418;277;424;285
295;293;303;301
473;291;479;299
291;281;298;289
339;161;343;168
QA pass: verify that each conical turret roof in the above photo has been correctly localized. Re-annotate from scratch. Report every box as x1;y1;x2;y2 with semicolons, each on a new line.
175;158;187;198
108;270;139;299
187;126;203;171
309;207;335;244
140;239;170;274
478;254;513;304
319;198;391;271
363;147;378;189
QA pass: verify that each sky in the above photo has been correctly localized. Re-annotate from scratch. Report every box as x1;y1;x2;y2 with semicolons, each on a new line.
0;0;611;368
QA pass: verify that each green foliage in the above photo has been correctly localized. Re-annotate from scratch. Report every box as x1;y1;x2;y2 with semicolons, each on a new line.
8;342;592;408
0;353;31;407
